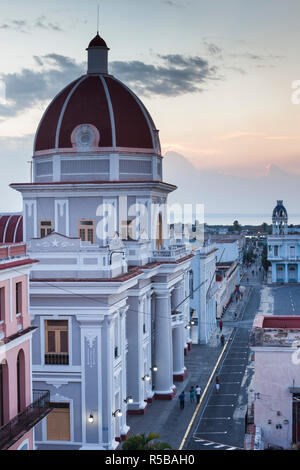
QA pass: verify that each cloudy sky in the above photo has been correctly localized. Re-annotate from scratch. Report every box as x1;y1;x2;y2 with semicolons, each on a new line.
1;0;300;218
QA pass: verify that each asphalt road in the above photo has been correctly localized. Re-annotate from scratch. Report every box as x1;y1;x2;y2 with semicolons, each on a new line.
184;262;262;450
272;284;300;315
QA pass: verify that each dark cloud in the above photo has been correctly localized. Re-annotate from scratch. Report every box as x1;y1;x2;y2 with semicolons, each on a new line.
0;16;63;33
0;51;218;118
202;40;223;59
34;16;63;32
0;54;84;117
110;54;219;97
229;52;285;64
162;0;192;7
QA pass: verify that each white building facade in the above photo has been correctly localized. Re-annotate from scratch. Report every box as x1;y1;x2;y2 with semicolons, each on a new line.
189;243;217;344
250;315;300;449
268;200;300;283
10;33;193;449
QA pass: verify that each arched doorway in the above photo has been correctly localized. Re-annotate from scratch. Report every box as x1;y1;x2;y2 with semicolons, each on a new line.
17;349;26;413
156;213;163;249
289;265;297;283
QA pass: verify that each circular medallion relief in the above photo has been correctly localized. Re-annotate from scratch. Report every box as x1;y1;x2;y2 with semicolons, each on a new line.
71;124;100;151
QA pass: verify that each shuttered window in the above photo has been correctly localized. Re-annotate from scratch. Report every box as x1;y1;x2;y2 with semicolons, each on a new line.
78;220;94;244
0;288;4;322
45;320;69;365
16;282;22;314
40;220;53;238
47;403;70;441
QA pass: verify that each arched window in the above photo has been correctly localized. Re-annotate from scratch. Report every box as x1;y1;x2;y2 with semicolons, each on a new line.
17;349;26;413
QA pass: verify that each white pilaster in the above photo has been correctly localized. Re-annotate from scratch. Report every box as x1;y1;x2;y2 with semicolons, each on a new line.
172;326;185;376
284;263;288;283
154;290;174;396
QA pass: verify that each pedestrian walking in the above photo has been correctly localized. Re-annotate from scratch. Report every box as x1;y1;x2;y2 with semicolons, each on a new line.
220;334;225;346
178;391;185;410
215;376;220;393
219;320;223;332
195;385;201;404
189;386;195;403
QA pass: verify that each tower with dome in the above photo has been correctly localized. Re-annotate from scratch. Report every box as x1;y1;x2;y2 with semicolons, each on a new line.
268;200;300;283
10;33;193;450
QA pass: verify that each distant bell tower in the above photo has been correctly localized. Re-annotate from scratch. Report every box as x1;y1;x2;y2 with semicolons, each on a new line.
272;200;288;235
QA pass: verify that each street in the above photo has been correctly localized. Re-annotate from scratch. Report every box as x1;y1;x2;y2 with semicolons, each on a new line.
184;257;263;450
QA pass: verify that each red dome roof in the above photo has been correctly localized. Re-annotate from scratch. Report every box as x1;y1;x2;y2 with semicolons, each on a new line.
88;33;108;48
34;74;158;154
0;215;23;243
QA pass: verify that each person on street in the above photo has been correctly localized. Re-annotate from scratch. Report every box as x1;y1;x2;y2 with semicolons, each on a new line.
179;391;185;410
189;386;195;403
220;334;225;346
219;320;223;332
195;385;201;404
215;376;220;393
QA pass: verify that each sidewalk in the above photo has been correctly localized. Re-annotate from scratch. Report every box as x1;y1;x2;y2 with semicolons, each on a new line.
126;323;233;450
222;285;252;322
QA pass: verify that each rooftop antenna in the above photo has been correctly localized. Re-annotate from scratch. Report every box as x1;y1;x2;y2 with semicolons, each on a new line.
97;4;100;34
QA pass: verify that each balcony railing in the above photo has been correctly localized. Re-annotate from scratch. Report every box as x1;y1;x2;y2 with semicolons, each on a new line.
152;245;188;262
0;390;52;450
45;353;69;365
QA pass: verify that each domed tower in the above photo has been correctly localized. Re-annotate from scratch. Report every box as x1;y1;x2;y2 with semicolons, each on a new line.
33;33;162;184
272;200;288;235
12;33;175;248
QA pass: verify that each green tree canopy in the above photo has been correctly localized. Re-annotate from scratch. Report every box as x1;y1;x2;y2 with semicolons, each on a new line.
122;432;172;451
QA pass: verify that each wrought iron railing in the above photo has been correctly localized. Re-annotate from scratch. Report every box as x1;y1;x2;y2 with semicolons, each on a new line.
0;390;51;450
45;353;69;365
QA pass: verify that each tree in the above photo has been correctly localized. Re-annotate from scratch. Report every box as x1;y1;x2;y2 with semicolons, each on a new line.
233;220;241;232
261;244;271;273
122;432;172;450
261;222;268;233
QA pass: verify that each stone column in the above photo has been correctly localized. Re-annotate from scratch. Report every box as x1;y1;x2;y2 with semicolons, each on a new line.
101;316;117;449
126;296;147;414
284;264;288;283
172;325;186;381
171;282;186;380
184;271;192;349
77;315;104;450
153;290;174;398
272;263;277;283
119;306;130;438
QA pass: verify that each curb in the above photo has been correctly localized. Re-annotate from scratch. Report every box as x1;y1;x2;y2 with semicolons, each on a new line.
178;332;233;450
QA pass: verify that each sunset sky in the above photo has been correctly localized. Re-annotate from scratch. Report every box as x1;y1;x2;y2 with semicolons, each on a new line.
1;0;300;216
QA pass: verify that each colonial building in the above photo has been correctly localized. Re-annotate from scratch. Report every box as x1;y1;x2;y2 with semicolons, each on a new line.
215;260;239;319
0;242;51;450
10;33;193;449
268;200;300;283
249;315;300;449
189;242;217;344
